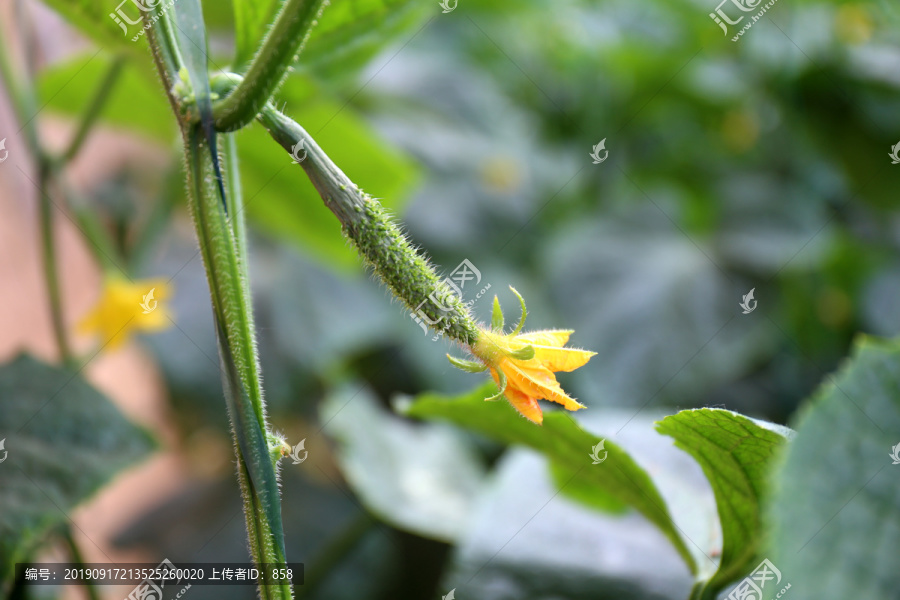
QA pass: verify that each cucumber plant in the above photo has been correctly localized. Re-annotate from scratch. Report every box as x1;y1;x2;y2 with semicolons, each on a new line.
1;2;899;600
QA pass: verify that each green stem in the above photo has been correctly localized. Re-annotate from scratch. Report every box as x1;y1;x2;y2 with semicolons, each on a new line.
143;0;184;117
38;164;74;367
212;0;327;132
184;126;291;600
687;580;720;600
0;26;72;365
61;55;126;163
256;105;480;345
223;133;249;264
128;165;182;271
61;527;100;600
146;7;291;599
56;177;127;275
0;26;41;159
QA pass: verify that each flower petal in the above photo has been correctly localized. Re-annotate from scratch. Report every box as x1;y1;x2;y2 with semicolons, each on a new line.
516;329;573;348
528;345;595;372
503;360;586;411
503;386;544;424
136;309;171;331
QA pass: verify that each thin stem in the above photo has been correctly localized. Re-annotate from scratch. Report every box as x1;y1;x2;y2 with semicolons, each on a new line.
212;0;327;132
0;15;71;364
0;27;41;158
59;178;128;275
38;164;74;366
61;527;100;600
61;55;126;163
687;579;721;600
128;165;181;271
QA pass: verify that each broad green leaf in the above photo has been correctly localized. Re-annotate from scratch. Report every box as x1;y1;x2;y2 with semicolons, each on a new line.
301;0;430;78
237;92;418;270
0;355;155;585
445;449;697;598
232;0;280;68
40;0;157;55
656;409;790;594
767;336;900;598
321;385;487;542
404;383;698;575
37;52;174;144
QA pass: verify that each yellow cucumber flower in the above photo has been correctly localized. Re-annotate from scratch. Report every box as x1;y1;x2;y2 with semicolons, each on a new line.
78;277;172;349
448;288;595;424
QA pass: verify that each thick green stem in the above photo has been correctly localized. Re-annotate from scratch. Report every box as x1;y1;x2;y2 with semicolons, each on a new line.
184;126;291;600
61;55;125;163
257;106;481;345
146;6;291;599
212;0;328;132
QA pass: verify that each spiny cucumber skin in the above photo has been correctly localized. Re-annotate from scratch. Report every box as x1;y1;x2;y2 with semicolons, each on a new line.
344;197;481;346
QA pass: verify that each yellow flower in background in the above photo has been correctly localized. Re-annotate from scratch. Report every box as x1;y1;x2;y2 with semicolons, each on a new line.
835;4;872;45
449;288;595;425
78;277;172;349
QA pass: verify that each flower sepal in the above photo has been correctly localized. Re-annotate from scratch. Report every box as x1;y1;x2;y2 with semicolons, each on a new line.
447;354;488;373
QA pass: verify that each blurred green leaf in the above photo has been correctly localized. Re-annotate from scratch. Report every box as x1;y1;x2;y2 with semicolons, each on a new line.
767;336;900;598
238;93;418;269
40;0;155;55
656;409;790;593
321;385;487;542
37;52;174;144
301;0;430;78
0;355;155;585
445;448;697;599
404;382;698;575
232;0;279;67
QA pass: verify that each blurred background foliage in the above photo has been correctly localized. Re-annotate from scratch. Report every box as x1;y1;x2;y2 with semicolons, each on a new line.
5;0;900;597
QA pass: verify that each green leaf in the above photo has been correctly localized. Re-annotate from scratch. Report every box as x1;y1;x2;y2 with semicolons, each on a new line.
232;0;281;68
321;385;487;542
0;355;155;585
37;53;174;144
39;0;149;55
301;0;430;77
767;336;900;598
238;93;418;270
404;383;698;575
656;409;790;594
